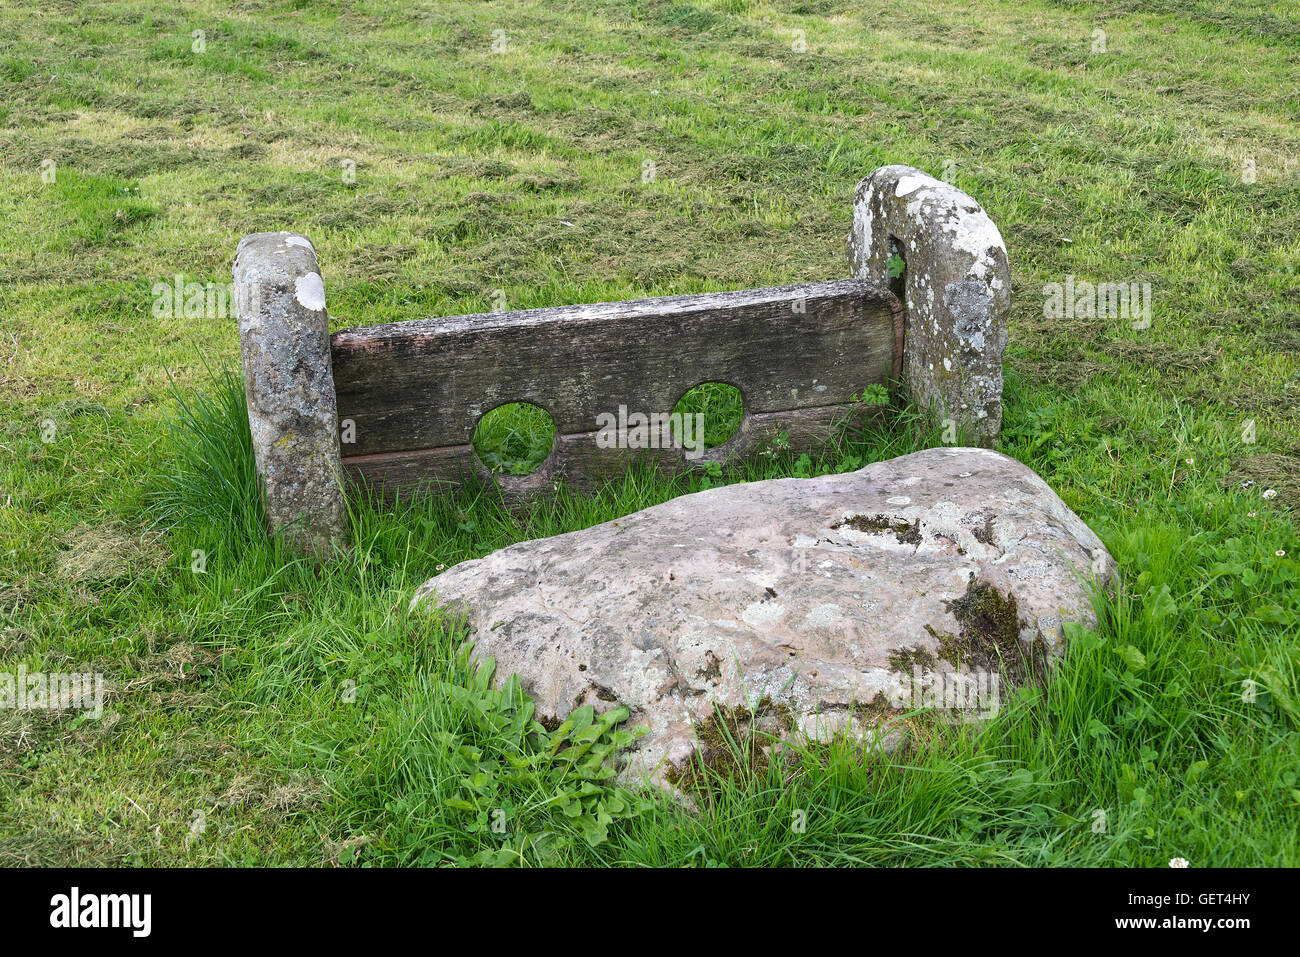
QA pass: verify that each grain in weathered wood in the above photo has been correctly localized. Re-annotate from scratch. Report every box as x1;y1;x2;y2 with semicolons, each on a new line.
342;405;885;501
331;279;900;457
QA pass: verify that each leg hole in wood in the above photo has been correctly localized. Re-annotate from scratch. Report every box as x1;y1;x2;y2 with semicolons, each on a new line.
672;382;744;456
471;402;556;476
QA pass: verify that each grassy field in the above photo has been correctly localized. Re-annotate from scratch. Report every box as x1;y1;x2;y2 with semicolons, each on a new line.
1;0;1297;866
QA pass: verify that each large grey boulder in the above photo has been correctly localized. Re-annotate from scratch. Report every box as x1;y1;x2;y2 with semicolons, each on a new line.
413;448;1112;788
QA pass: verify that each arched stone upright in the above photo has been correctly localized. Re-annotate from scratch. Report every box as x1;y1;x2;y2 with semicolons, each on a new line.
233;231;348;557
847;165;1010;447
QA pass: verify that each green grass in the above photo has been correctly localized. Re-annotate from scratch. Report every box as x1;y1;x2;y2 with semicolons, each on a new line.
472;402;556;475
1;0;1297;866
673;381;745;449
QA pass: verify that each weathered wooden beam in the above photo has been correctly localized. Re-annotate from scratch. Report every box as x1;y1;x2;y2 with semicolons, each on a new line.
342;405;879;501
331;279;900;458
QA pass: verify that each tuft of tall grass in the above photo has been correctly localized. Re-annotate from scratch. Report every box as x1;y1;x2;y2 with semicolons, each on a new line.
149;362;263;547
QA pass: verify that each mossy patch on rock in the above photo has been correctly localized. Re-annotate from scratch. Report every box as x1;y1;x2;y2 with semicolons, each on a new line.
836;513;922;545
935;574;1047;685
888;645;937;671
695;649;723;683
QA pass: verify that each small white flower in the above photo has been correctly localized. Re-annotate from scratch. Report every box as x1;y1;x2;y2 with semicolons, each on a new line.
1169;857;1190;868
1277;550;1287;558
1184;457;1194;465
1247;511;1257;518
1262;489;1277;499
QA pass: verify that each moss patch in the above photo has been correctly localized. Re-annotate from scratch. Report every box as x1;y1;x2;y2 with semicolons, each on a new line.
836;513;922;545
972;516;996;545
888;645;937;672
935;575;1048;686
695;649;722;683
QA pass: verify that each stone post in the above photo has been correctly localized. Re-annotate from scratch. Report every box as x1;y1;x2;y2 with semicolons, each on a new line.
848;165;1010;447
233;232;348;557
